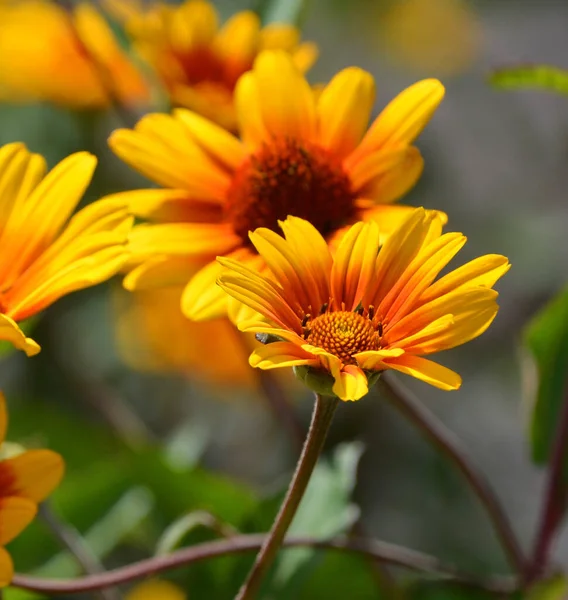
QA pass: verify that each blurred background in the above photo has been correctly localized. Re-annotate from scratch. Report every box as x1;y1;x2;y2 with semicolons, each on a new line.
1;0;568;598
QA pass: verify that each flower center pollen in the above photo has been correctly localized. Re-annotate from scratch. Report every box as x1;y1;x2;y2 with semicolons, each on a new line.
225;138;356;245
306;311;380;364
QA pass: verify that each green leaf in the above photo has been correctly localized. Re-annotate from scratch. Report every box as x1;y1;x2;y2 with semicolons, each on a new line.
490;65;568;95
268;442;364;595
257;0;310;26
523;285;568;464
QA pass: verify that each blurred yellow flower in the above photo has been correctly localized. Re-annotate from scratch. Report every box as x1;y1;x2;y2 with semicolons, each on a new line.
108;0;317;130
0;143;133;356
109;50;445;322
114;283;257;387
0;0;149;109
380;0;480;76
0;392;64;586
126;579;186;600
218;211;510;401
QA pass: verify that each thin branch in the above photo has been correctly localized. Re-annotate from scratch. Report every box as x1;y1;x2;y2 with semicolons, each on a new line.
11;534;518;595
39;503;121;600
528;388;568;583
378;375;526;575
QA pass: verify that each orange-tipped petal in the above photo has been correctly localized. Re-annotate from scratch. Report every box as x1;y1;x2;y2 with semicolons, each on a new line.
0;496;37;545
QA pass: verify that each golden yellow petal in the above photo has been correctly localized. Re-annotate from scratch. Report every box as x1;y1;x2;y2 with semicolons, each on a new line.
0;546;13;588
235;71;270;149
383;354;462;390
0;496;37;545
317;67;375;160
250;341;317;370
0;314;40;357
252;50;316;142
0;449;64;503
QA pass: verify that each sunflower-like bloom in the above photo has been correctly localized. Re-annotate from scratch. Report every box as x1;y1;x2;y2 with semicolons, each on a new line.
109;50;445;321
0;393;64;586
0;0;149;109
0;143;133;356
108;0;317;130
217;211;510;401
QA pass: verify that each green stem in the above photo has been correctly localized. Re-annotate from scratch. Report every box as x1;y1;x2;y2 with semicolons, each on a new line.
235;393;339;600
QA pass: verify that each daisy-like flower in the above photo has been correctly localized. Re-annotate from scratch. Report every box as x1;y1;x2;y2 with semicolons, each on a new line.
109;50;445;321
217;210;510;401
0;143;133;356
106;0;317;130
0;0;149;109
0;393;64;586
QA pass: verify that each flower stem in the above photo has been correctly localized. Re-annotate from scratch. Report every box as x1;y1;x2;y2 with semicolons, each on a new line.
235;393;339;600
378;375;526;575
527;389;568;583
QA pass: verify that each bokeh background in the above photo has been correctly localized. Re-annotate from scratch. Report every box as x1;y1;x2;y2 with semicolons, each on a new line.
1;0;568;598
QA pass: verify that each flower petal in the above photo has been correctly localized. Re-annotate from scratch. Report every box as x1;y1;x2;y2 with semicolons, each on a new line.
383;354;462;391
0;546;13;587
124;256;196;291
354;347;405;370
347;78;445;168
0;496;37;545
0;314;40;356
252;50;316;141
0;449;64;502
249;341;318;369
331;221;380;311
234;71;270;149
420;255;510;305
317;67;375;160
332;364;369;401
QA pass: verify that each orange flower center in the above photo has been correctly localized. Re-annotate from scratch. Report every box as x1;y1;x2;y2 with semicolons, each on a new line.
225;138;356;246
174;46;246;91
306;310;379;364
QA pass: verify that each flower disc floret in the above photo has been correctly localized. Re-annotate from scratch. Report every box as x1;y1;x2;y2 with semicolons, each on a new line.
306;311;379;364
226;138;355;244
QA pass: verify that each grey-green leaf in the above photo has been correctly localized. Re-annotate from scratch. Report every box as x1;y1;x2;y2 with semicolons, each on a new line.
490;65;568;95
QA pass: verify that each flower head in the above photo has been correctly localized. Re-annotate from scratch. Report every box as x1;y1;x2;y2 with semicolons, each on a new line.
217;211;509;401
0;393;64;586
109;50;445;321
109;0;317;129
0;143;133;356
0;1;149;109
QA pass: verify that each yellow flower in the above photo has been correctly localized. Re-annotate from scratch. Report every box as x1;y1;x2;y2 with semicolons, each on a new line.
0;0;149;109
108;0;317;130
0;392;64;586
113;284;258;387
217;211;510;401
0;143;133;356
126;579;186;600
109;50;445;322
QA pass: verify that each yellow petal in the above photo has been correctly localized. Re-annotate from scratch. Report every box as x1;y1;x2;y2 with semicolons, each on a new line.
235;71;270;149
252;50;316;141
250;341;317;369
215;10;260;68
331;221;380;311
0;496;37;545
124;256;197;291
291;42;318;73
317;67;375;160
357;203;447;245
182;259;230;321
0;546;13;587
174;109;246;171
420;254;510;304
332;365;369;401
381;232;466;323
0;314;40;357
0;449;64;503
348;79;445;166
0;152;97;289
126;579;187;600
354;347;405;370
109;114;230;199
383;354;461;390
